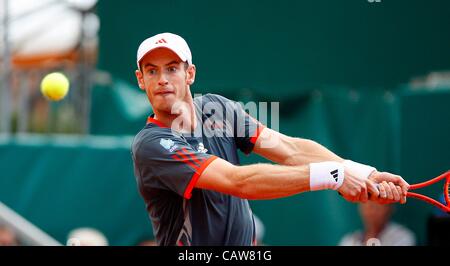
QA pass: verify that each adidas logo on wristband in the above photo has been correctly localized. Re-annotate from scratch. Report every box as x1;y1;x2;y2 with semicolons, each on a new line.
330;169;339;182
310;162;344;191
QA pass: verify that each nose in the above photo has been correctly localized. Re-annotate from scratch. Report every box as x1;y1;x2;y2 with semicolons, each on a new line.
158;73;169;86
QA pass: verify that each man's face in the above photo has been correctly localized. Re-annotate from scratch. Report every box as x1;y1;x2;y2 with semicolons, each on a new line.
135;48;195;114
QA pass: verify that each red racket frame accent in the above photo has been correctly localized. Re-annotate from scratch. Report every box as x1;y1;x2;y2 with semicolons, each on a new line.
407;170;450;213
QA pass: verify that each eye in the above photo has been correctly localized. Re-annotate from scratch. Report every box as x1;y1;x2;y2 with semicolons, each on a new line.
148;69;157;75
168;66;177;73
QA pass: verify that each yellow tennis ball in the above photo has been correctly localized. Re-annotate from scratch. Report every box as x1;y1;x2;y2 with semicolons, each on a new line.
40;72;70;101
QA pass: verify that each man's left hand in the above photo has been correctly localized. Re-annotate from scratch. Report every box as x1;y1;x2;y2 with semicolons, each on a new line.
367;171;410;204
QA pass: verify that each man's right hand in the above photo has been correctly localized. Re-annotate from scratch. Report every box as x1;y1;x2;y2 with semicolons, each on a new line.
338;169;375;203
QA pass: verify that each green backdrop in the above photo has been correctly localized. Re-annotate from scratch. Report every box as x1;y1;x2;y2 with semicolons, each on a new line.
97;0;450;94
0;135;152;245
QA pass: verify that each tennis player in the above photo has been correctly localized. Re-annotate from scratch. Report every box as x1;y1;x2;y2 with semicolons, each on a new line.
131;33;409;246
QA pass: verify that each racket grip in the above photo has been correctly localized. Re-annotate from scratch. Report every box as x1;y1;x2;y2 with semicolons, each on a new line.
369;183;381;197
337;185;381;198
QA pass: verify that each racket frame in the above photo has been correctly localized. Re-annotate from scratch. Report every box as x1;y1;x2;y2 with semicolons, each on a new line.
407;170;450;213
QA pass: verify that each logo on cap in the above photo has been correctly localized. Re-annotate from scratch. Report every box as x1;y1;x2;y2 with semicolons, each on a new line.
155;38;167;44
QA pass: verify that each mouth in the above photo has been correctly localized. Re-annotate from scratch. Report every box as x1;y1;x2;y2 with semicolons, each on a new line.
155;89;175;96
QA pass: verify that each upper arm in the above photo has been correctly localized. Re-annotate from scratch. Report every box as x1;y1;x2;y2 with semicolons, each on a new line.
195;157;243;197
252;127;301;165
253;127;343;165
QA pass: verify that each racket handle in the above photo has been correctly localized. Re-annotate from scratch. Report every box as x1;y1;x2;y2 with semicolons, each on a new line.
337;185;380;198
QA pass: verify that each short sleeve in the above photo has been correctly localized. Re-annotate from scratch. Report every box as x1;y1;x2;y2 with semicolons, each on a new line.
234;109;265;155
133;129;217;199
204;94;265;155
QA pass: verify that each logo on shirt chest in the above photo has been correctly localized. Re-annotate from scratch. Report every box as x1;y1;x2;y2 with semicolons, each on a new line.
160;138;178;152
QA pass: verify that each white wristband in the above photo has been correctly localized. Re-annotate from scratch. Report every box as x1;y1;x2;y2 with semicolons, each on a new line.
309;162;344;191
343;160;376;180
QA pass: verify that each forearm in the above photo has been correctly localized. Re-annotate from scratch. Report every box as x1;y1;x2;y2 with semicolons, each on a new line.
254;128;344;166
198;156;346;201
232;163;310;200
282;138;344;166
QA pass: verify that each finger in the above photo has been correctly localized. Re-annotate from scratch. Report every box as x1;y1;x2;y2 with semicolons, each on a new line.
366;180;379;200
392;174;410;194
349;187;360;203
378;181;387;199
359;183;368;203
338;184;360;203
396;186;406;204
389;182;400;202
402;183;409;193
390;175;409;195
359;192;368;203
379;173;410;192
397;186;406;204
383;181;393;200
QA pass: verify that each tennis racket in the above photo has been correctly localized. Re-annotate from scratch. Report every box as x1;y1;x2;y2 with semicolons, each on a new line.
406;170;450;213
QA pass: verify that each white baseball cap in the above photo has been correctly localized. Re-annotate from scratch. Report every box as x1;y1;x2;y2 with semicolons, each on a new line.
136;32;192;70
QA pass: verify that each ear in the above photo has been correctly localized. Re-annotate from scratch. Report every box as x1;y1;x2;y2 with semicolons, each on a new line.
135;70;145;90
186;64;196;85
